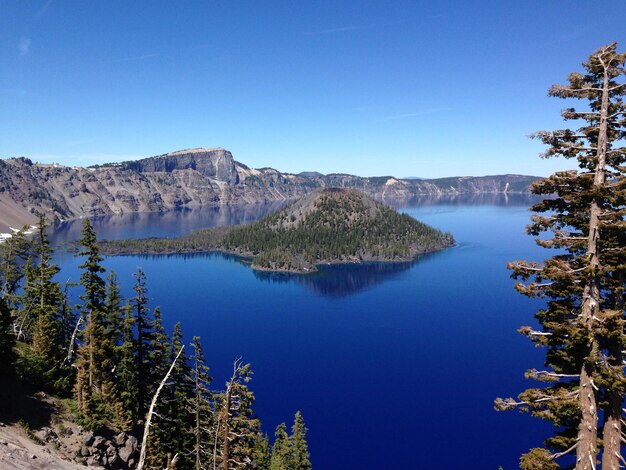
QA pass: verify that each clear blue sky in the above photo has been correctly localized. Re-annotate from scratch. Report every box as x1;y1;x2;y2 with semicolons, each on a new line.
2;1;625;178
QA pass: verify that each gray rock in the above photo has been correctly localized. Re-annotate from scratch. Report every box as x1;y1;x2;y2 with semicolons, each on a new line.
125;435;138;453
80;445;90;457
92;435;107;450
0;150;538;230
118;444;133;463
113;431;127;447
108;453;123;469
83;433;94;446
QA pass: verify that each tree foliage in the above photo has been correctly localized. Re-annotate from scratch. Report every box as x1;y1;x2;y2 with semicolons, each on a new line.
0;217;312;467
496;43;626;469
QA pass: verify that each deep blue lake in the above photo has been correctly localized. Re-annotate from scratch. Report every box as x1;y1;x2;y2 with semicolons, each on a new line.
50;194;551;469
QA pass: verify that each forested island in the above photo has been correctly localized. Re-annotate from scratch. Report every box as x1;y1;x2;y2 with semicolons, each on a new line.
100;188;454;273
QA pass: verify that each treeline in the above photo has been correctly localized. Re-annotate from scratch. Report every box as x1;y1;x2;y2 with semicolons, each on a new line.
100;189;454;273
0;216;312;469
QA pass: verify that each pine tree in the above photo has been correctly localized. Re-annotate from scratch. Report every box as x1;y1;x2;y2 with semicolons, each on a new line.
269;423;291;470
291;411;311;470
115;306;138;428
215;359;260;469
166;323;195;468
496;43;626;468
20;215;69;391
0;296;14;369
104;271;124;345
131;268;153;419
252;433;271;470
0;223;30;366
191;336;213;470
74;218;117;429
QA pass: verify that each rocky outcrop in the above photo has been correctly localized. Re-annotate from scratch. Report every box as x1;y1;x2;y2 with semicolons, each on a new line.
0;148;540;231
122;148;239;184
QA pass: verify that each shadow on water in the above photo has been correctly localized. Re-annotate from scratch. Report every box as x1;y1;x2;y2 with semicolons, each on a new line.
252;254;438;298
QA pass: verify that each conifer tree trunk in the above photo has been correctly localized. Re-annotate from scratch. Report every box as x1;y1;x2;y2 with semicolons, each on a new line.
576;60;609;470
602;279;625;469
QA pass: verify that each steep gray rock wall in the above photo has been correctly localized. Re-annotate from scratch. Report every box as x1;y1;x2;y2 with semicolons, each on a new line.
123;148;239;184
0;149;540;230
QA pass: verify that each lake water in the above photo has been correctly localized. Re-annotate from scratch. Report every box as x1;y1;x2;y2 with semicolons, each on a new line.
50;194;552;469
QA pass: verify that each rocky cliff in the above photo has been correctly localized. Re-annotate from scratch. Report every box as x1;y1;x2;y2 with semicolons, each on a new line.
0;148;539;231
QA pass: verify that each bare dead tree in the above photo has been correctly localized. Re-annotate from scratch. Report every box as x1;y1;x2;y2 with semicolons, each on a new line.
137;345;185;470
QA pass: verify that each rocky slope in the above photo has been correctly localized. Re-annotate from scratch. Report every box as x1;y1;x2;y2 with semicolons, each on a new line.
0;148;539;231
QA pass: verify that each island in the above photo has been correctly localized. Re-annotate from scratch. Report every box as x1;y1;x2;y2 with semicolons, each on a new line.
100;188;455;273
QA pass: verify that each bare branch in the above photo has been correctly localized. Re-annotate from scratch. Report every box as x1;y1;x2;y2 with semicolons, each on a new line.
137;345;185;470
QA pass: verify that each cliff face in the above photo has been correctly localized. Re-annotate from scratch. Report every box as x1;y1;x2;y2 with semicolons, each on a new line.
0;148;540;230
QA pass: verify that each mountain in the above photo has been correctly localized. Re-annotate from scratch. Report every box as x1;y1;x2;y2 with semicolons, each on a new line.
101;188;455;273
0;148;540;231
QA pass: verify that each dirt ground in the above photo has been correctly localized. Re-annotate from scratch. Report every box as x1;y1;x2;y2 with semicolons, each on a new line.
0;374;86;469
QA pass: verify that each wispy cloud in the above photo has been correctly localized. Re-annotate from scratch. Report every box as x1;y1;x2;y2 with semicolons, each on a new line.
113;53;159;63
36;0;54;19
18;38;31;57
303;20;406;36
303;25;363;35
379;108;452;122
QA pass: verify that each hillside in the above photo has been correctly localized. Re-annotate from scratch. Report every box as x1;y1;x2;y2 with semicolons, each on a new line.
101;188;454;273
0;148;539;232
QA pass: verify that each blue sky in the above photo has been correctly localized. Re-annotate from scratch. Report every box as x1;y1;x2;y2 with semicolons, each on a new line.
2;1;626;178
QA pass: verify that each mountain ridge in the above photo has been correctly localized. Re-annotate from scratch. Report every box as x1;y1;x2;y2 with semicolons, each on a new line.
0;148;540;232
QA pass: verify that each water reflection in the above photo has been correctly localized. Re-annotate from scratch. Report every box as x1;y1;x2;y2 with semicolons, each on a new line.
49;202;286;245
252;258;433;297
384;193;540;209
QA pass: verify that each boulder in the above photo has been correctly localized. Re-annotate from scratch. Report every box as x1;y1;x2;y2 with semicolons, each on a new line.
92;435;107;450
83;433;94;446
125;435;138;453
108;453;124;469
118;443;135;463
114;432;127;447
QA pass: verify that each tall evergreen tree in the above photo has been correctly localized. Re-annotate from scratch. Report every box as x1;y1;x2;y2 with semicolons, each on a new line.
20;215;70;391
0;225;29;367
252;433;271;470
75;218;118;428
143;313;173;470
0;296;14;369
131;268;153;419
215;359;260;469
496;43;626;469
0;225;31;314
191;335;213;470
104;271;124;345
269;423;291;470
115;306;138;428
291;411;311;470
